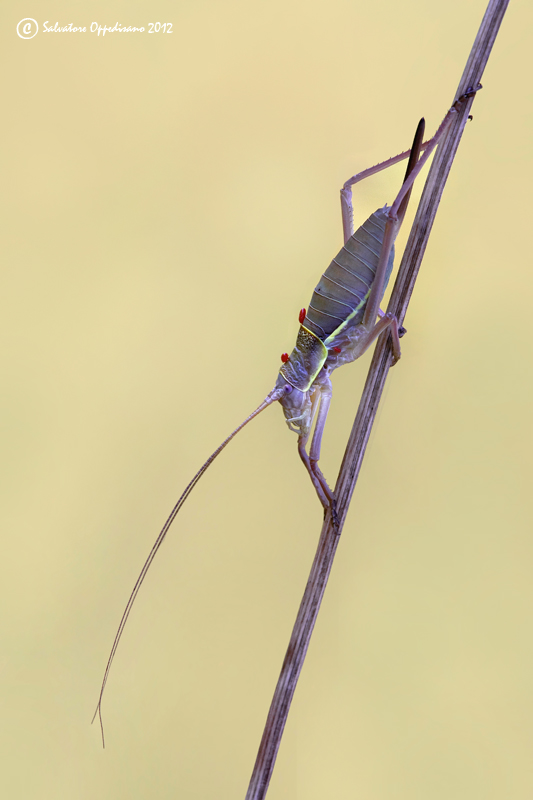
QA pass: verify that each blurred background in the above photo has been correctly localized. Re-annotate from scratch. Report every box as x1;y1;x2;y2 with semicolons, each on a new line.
1;1;531;797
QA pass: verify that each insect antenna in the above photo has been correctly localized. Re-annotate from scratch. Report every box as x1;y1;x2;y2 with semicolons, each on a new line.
92;387;284;746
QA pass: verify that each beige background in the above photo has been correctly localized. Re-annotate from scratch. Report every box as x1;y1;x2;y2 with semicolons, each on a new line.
2;1;532;798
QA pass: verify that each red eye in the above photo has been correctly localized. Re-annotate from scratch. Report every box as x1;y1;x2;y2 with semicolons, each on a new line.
334;346;341;353
299;308;306;324
281;353;289;363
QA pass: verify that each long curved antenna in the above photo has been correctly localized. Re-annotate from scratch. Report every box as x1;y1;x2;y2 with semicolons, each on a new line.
92;387;284;746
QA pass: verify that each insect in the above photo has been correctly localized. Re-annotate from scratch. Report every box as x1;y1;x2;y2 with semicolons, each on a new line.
93;86;480;742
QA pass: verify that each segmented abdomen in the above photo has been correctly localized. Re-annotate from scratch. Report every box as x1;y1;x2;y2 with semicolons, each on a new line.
304;206;394;341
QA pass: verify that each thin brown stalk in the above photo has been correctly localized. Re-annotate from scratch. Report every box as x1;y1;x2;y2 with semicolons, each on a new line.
245;1;510;797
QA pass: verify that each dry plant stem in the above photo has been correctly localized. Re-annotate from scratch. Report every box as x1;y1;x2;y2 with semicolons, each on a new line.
244;1;510;798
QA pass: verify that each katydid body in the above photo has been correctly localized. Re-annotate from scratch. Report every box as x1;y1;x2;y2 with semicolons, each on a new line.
93;86;481;742
274;176;416;509
274;86;480;508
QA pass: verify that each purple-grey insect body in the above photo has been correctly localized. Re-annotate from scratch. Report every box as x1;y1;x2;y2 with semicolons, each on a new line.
276;206;395;440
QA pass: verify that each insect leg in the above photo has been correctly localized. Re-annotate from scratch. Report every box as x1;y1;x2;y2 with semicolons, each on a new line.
308;375;335;498
297;386;333;509
363;84;481;330
389;84;483;224
298;433;330;509
340;132;431;244
350;312;403;365
341;83;482;245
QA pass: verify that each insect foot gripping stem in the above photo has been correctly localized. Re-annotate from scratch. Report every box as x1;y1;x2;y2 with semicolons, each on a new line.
325;496;340;531
455;83;483;106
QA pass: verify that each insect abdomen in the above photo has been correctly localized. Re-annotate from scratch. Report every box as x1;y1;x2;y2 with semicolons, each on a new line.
305;206;394;340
